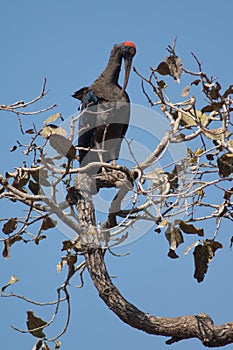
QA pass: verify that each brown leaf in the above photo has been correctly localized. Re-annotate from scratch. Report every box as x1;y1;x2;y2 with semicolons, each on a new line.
67;254;77;269
61;240;74;251
2;218;17;234
201;105;213;113
158;80;167;89
165;226;184;259
168;249;179;259
201;101;224;113
230;236;233;249
181;85;190;97
193;244;209;283
156;61;170;76
179;221;204;236
206;154;214;161
2;239;11;259
223;85;233;98
193;240;222;283
164;55;183;82
1;275;19;292
191;79;201;86
2;236;23;259
40;217;56;232
25;128;35;134
27;310;47;338
9;145;17;152
217;153;233;177
209;82;221;100
12;172;30;190
202;126;229;141
34;235;47;245
223;190;232;201
29;180;40;195
55;341;61;349
165;166;179;191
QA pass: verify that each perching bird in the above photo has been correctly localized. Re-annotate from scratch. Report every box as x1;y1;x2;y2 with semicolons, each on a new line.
72;41;136;169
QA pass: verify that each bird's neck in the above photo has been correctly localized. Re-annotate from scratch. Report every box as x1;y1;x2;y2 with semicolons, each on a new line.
95;45;122;85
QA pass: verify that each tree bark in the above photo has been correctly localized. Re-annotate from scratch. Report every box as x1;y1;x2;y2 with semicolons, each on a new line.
75;170;233;347
84;246;233;347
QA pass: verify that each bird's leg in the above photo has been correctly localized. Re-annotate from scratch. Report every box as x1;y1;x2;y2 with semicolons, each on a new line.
99;123;109;174
97;146;107;174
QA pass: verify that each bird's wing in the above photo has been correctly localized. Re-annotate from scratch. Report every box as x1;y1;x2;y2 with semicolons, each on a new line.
77;90;100;165
72;86;89;101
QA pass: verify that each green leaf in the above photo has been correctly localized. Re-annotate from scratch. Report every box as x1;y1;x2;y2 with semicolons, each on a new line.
41;124;67;139
195;110;208;125
181;112;196;126
43;113;62;125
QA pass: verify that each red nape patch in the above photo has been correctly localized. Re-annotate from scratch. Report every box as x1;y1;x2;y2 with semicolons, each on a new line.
122;41;136;49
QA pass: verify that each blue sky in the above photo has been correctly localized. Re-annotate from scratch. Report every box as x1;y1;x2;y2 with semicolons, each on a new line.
1;1;233;349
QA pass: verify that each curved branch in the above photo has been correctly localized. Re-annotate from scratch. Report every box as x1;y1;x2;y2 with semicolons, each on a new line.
84;246;233;347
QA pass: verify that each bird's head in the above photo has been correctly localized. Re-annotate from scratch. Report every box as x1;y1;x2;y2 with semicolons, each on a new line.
120;41;136;94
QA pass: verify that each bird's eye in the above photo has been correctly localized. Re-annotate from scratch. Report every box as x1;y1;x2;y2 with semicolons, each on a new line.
122;46;136;58
129;47;136;55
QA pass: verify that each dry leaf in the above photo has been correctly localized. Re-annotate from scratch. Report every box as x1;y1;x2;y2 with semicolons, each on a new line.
179;221;204;236
193;240;222;283
1;275;19;292
181;85;190;97
2;218;17;234
27;310;47;338
43;113;62;125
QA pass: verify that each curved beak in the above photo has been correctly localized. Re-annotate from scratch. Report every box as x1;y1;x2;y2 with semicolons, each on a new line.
121;56;133;95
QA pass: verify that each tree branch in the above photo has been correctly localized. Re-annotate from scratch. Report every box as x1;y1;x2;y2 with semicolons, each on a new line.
84;246;233;347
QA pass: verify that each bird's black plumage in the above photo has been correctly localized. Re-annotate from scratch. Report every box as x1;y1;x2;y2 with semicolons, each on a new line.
73;42;136;168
